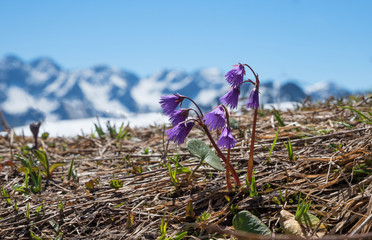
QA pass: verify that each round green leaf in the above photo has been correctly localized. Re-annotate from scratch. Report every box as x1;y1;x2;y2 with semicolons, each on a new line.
204;151;225;171
233;210;272;236
186;139;211;160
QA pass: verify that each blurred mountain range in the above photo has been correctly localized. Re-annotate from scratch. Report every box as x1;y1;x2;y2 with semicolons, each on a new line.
0;55;353;130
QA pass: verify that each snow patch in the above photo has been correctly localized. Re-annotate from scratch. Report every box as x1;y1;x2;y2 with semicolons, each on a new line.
110;75;127;89
79;80;129;116
2;87;59;114
13;113;169;137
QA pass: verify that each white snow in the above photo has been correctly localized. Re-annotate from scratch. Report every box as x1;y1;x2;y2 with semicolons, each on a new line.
11;113;169;137
110;75;127;89
305;81;331;94
2;87;59;114
79;80;129;117
26;59;60;85
131;72;165;111
262;101;300;111
43;72;68;95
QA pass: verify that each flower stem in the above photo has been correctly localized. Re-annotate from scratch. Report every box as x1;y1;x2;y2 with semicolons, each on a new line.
184;96;204;118
202;124;241;187
247;108;258;183
226;148;232;190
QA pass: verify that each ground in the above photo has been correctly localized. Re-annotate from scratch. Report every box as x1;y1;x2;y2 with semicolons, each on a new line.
0;95;371;239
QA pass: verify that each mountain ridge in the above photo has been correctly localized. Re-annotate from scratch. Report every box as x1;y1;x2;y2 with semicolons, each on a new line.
0;55;352;130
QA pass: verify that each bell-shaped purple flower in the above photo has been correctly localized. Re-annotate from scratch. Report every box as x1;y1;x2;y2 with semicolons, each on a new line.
159;94;184;116
217;126;237;149
166;121;194;145
203;105;226;131
247;88;259;109
225;63;245;88
169;109;189;126
220;87;240;109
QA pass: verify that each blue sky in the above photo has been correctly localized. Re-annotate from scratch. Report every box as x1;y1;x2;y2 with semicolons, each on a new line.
1;0;371;90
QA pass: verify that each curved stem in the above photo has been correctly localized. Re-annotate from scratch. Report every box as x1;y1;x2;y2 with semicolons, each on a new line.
202;124;241;186
244;64;259;82
243;79;255;85
184;96;205;118
220;105;230;124
226;148;232;190
188;109;203;123
247;108;258;183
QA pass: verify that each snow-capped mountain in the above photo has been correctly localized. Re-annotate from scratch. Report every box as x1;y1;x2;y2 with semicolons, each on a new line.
0;55;352;130
305;82;351;101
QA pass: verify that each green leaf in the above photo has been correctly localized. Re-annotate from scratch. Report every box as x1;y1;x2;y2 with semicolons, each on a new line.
298;213;326;235
171;231;187;240
233;210;272;236
186;139;210;160
186;139;224;171
49;163;66;177
268;128;279;161
339;106;372;121
204;151;225;171
272;109;285;127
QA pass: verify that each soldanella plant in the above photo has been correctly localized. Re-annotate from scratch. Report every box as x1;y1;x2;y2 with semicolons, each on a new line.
160;63;260;189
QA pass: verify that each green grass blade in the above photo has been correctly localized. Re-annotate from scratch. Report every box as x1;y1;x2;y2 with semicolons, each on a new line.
272;109;285;127
339;106;372;121
268;128;279;161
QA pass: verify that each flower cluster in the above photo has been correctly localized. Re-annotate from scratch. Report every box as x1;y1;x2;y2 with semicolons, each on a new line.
160;63;261;187
203;105;237;149
220;63;260;110
159;94;193;145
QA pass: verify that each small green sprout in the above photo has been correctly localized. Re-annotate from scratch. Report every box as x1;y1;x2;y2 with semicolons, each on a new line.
14;200;18;212
272;197;281;205
283;138;294;161
360;183;365;194
272;109;285;127
57;199;64;212
197;211;211;222
35;200;44;216
110;179;123;190
26;203;31;220
268;128;279;162
85;178;99;190
16;154;42;193
34;150;65;179
245;171;258;197
158;216;168;240
30;227;42;240
167;162;180;189
142;148;150;154
295;194;312;221
230;204;239;216
41;132;49;140
67;158;77;181
2;187;11;206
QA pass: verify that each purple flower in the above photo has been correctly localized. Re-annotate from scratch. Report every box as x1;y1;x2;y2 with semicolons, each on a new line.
159;94;184;115
225;63;245;88
170;109;189;126
166;121;194;145
203;105;226;131
217;126;237;149
220;87;240;109
247;88;259;109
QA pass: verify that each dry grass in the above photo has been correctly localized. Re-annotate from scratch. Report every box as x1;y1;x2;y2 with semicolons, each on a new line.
0;95;371;239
